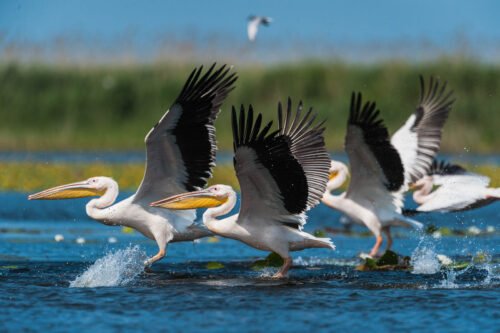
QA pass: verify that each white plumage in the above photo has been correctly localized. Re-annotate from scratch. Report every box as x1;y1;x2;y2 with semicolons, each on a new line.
247;15;272;41
322;77;454;257
152;99;333;277
29;64;237;267
413;160;500;212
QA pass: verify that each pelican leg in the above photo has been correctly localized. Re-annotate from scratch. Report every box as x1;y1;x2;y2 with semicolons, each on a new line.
383;227;393;251
272;257;292;279
144;248;166;269
368;235;383;257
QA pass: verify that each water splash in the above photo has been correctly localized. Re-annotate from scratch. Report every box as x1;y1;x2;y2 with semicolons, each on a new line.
434;252;499;289
70;245;147;288
435;268;460;289
411;237;441;274
257;268;279;278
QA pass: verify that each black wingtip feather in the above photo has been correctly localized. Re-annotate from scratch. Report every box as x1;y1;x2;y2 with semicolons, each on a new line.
429;159;467;176
278;98;330;212
405;75;455;183
348;92;405;191
171;63;238;191
233;100;330;219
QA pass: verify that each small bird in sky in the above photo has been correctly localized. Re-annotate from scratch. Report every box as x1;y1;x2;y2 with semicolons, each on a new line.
247;15;272;42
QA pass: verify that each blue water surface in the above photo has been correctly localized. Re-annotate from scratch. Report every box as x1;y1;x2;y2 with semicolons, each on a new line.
0;189;499;332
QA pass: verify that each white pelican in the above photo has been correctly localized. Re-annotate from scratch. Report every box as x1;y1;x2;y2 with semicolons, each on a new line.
151;99;334;277
247;15;272;41
412;159;500;212
28;64;237;267
322;76;454;257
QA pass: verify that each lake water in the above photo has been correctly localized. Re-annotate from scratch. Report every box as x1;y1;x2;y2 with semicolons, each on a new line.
0;189;499;332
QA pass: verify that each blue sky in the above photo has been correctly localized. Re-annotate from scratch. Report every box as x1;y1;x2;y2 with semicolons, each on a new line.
1;0;498;62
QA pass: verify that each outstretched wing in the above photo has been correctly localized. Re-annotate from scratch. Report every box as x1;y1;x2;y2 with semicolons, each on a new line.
391;76;454;185
345;92;405;212
417;175;493;212
417;159;491;212
429;159;490;187
233;100;329;229
134;64;237;202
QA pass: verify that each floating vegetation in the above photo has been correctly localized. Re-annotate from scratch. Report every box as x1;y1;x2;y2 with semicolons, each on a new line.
425;224;498;237
206;236;220;243
107;237;118;244
472;251;490;265
357;248;494;273
356;250;411;271
0;265;29;273
206;262;225;270
313;229;327;237
0;227;41;235
251;252;284;270
121;226;135;234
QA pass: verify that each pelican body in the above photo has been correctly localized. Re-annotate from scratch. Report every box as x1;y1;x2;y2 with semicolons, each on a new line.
152;100;334;278
412;160;500;212
29;64;237;267
322;76;454;257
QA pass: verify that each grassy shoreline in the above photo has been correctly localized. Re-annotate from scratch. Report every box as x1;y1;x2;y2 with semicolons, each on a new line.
0;60;499;152
3;161;498;193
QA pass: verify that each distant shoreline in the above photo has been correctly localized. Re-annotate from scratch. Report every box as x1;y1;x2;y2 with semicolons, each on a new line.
1;160;498;192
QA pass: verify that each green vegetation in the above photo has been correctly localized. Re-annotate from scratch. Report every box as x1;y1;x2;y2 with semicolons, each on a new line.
251;252;284;270
356;251;495;272
205;262;225;270
356;250;411;271
0;161;240;192
3;161;498;193
0;60;499;152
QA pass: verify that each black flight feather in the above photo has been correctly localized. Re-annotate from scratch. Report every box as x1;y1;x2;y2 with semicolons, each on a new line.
348;92;405;191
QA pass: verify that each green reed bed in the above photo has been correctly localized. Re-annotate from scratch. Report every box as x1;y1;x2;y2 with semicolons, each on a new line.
0;60;498;152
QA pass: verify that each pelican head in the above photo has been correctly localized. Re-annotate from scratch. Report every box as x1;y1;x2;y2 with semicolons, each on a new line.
28;177;114;200
329;160;350;180
151;185;233;210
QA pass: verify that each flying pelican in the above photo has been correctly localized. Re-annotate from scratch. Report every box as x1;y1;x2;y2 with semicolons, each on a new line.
151;99;334;278
247;15;272;41
411;159;500;212
28;64;237;267
322;76;454;257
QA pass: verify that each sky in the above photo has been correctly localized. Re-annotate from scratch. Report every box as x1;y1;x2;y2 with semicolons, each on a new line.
0;0;499;63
